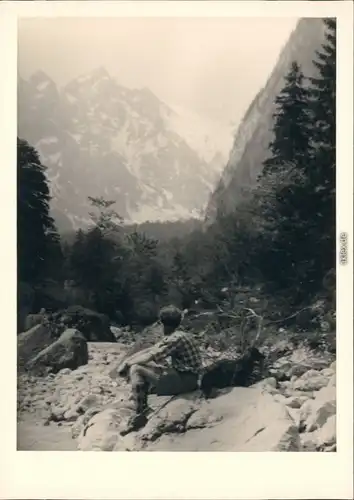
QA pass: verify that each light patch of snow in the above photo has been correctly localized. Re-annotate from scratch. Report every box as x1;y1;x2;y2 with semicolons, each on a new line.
48;152;61;164
66;92;77;104
141;140;158;156
163;102;233;167
161;188;173;201
36;136;58;146
46;170;61;197
37;80;50;92
157;133;168;148
127;198;203;224
173;158;181;177
76;74;92;84
69;133;82;144
111;122;142;176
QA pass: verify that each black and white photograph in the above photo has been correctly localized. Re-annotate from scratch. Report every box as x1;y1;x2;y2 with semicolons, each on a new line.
15;12;339;452
1;0;353;497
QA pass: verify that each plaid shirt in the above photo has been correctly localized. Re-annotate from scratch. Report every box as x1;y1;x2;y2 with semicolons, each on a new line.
150;330;202;374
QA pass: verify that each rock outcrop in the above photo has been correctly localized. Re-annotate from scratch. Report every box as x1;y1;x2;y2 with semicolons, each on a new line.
51;306;116;343
27;328;88;375
77;388;299;452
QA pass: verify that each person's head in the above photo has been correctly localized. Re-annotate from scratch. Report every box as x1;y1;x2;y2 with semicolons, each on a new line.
159;305;182;335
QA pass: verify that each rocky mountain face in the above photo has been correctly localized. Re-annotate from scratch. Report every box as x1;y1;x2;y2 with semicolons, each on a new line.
205;18;327;222
18;68;232;232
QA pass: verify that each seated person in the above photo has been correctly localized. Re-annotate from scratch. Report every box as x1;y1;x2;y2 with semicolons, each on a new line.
118;305;203;428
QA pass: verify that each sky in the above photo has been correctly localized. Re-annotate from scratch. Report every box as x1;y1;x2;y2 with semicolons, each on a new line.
18;17;298;125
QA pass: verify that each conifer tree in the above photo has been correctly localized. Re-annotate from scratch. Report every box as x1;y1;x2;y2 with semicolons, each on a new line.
262;60;312;178
304;17;336;284
258;19;336;301
17;138;62;285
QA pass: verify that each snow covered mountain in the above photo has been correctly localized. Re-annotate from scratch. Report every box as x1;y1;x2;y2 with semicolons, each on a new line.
18;67;233;232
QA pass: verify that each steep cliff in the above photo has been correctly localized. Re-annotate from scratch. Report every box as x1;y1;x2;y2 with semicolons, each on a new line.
205;18;326;222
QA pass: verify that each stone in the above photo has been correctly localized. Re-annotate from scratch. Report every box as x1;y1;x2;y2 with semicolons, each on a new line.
79;388;299;452
58;368;72;376
71;407;102;439
300;432;318;451
305;401;336;432
315;384;336;403
320;368;334;377
293;369;329;392
316;415;336;448
253;377;277;390
78;405;137;451
53;306;116;342
284;395;309;409
63;409;80;422
76;394;103;414
327;374;336;387
17;324;56;370
27;329;88;375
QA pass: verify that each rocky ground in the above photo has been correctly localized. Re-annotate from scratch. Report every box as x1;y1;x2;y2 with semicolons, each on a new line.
17;334;336;452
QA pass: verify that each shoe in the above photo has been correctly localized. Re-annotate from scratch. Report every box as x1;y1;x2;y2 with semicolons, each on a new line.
120;413;148;436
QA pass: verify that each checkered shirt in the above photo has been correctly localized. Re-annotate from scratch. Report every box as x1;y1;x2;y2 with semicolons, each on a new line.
150;330;202;374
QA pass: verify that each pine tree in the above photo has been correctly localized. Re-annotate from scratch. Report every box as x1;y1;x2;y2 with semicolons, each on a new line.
17;138;62;285
257;19;336;301
262;60;312;178
304;17;336;284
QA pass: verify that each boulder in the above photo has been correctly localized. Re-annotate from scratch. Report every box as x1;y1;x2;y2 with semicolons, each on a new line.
316;415;336;449
27;328;88;375
270;346;331;381
17;323;57;371
71;407;102;439
299;415;336;451
53;306;116;343
293;369;330;392
78;404;137;451
299;383;336;433
24;313;46;332
77;387;300;452
284;395;309;409
300;432;318;451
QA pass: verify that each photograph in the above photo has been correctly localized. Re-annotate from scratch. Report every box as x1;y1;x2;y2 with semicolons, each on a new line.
15;12;339;454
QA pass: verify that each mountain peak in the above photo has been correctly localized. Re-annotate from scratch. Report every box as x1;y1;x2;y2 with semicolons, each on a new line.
29;69;54;86
90;66;111;80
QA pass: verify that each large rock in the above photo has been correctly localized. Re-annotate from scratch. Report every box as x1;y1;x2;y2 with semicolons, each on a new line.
300;415;336;452
293;369;330;392
77;387;300;452
24;313;45;332
17;323;57;371
78;404;137;451
299;383;336;433
270;347;331;381
53;306;116;343
27;328;88;375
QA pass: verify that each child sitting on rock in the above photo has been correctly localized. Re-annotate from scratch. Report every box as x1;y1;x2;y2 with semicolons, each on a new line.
118;305;203;433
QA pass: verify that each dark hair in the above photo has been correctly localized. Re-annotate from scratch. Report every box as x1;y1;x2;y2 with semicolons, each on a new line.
159;305;182;328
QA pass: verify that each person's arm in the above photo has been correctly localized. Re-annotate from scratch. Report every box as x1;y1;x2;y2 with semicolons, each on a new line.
128;334;181;367
127;348;156;366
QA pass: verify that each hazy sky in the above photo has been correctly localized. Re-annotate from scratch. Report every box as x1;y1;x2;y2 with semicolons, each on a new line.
18;17;298;124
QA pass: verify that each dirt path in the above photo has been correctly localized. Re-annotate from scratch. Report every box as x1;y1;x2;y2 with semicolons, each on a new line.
17;418;77;451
